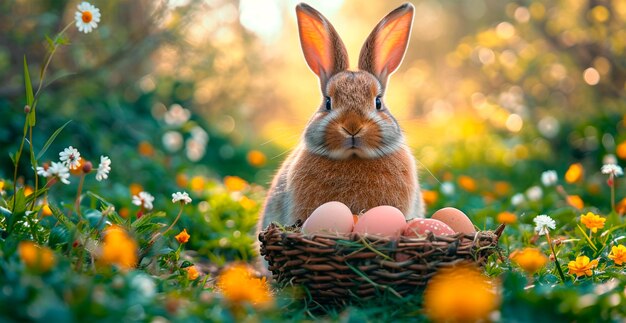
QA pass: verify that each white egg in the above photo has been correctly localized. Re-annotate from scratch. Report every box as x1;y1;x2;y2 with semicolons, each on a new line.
302;201;354;235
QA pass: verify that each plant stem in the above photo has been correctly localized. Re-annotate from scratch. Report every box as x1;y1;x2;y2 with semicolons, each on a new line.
610;175;615;212
546;231;566;282
162;205;184;237
29;125;38;211
75;174;85;219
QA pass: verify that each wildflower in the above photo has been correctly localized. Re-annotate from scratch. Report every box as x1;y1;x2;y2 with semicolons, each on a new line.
494;181;511;196
567;195;584;210
176;173;189;188
601;164;623;177
24;186;34;196
247;150;267;167
457;175;477;192
75;2;101;34
81;160;93;173
171;191;192;204
59;146;81;170
138;141;155;157
95;155;111;181
510;248;548;274
41;204;53;217
608;245;626;265
175;229;190;244
526;186;543;201
164;104;191;126
580;212;605;233
617;198;626;215
423;265;499;322
18;241;55;273
162;131;183;152
422;190;438;206
496;211;517;224
440;182;455;195
217;263;273;308
48;161;70;184
511;193;525;206
567;255;598;277
132;191;154;210
565;163;584;183
36;163;50;177
617;141;626;159
186;265;200;280
239;196;257;210
541;170;557;186
190;176;206;192
533;214;556;235
129;183;143;196
224;176;248;192
99;225;138;270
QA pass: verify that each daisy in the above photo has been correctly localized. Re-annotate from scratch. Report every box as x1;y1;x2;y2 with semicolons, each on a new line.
75;2;101;34
48;162;70;184
601;164;623;177
59;146;81;170
172;192;192;204
511;193;525;206
132;191;154;211
96;155;111;181
526;186;543;201
533;214;556;236
36;163;50;178
540;170;557;186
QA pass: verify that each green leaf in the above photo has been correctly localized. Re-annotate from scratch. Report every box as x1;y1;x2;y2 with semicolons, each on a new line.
23;56;34;107
37;120;72;160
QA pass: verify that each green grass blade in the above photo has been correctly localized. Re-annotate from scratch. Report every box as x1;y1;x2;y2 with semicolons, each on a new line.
37;120;72;160
577;224;598;252
23;56;36;126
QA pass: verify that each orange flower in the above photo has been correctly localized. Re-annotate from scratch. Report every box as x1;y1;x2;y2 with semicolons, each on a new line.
190;176;206;192
423;265;499;322
176;173;188;188
496;211;517;224
565;163;584;183
99;225;138;270
510;248;547;274
138;141;155;157
608;245;626;265
422;190;439;206
617;197;626;215
247;150;267;167
129;183;143;197
175;229;190;244
224;176;248;192
186;265;200;280
617;141;626;160
458;175;477;192
24;186;34;196
217;263;273;308
568;255;598;277
567;195;584;210
494;181;511;196
41;204;53;217
18;241;55;273
239;196;257;210
580;212;605;233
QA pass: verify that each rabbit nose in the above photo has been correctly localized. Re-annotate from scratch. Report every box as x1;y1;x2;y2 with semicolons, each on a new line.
341;126;363;137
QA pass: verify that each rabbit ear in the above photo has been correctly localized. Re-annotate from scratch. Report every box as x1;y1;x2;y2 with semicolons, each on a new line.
358;3;414;88
296;3;349;91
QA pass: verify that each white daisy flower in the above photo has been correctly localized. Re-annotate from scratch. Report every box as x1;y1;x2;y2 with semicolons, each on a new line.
533;214;556;235
511;193;525;206
48;161;70;184
440;182;455;196
36;163;51;178
59;146;81;170
95;155;111;181
132;191;155;211
171;191;192;204
601;164;623;177
75;2;101;34
540;170;557;187
526;186;543;202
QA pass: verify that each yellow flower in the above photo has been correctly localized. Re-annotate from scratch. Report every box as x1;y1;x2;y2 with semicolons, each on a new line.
217;263;273;308
18;241;55;273
24;186;34;196
99;225;138;270
247;150;267;167
457;175;477;192
175;229;190;244
423;265;499;322
186;265;200;280
580;212;605;233
190;176;206;192
422;190;439;206
497;211;517;224
41;204;53;217
568;255;598;277
567;195;584;210
224;176;248;192
608;245;626;265
565;163;584;183
239;196;257;210
509;248;547;274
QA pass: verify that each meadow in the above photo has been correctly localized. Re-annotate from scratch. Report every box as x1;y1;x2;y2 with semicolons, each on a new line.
1;0;626;321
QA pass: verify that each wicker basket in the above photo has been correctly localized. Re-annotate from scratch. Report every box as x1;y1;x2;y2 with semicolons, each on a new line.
259;221;504;303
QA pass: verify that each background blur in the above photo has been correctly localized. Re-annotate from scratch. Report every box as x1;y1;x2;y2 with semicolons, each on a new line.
1;0;626;207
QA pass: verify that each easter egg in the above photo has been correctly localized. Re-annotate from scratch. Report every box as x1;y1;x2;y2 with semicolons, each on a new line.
353;205;406;237
403;218;455;237
302;201;354;235
431;207;476;234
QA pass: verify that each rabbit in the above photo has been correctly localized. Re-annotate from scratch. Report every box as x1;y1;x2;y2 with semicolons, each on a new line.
259;2;424;233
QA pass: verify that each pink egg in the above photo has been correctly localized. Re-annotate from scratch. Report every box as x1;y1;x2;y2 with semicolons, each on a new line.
302;201;354;235
431;207;476;234
403;218;455;237
353;205;406;237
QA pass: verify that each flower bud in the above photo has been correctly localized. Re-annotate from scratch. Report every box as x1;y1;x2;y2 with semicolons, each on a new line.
24;105;31;114
82;161;93;173
549;254;555;261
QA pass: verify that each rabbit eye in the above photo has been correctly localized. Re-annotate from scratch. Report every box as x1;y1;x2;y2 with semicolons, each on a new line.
375;96;382;110
325;96;332;111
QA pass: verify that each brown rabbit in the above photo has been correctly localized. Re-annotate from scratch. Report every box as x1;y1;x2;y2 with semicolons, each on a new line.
260;3;424;231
